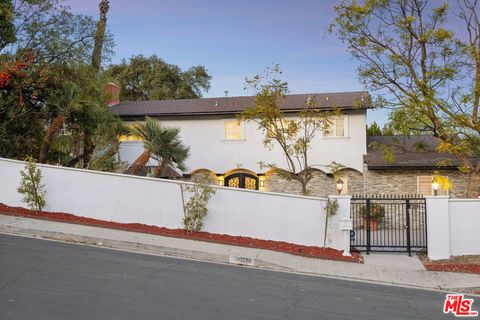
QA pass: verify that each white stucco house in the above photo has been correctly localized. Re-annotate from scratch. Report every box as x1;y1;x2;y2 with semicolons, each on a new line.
109;87;473;197
110;91;371;194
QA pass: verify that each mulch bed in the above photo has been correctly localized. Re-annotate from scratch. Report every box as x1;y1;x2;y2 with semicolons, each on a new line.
418;252;480;275
0;203;363;263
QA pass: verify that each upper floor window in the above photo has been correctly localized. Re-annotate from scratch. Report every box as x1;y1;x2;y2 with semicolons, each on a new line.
325;116;346;137
266;119;297;139
224;120;244;140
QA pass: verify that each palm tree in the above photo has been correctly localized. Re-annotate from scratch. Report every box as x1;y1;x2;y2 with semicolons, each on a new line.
124;117;190;176
91;0;110;71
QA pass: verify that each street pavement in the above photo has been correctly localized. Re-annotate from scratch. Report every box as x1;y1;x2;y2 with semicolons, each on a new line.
1;214;479;292
0;234;458;320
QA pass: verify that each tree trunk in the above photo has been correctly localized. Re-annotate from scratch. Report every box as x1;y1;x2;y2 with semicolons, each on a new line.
91;0;110;71
124;150;150;175
153;161;167;178
81;132;96;168
299;178;308;196
38;114;65;163
467;167;480;198
105;141;120;158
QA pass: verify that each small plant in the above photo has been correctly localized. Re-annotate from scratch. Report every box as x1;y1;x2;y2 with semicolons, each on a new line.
359;204;385;222
17;156;47;211
326;199;339;217
323;198;339;247
181;175;216;232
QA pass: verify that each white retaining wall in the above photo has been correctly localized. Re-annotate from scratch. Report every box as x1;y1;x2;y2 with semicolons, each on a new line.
448;200;480;256
426;196;480;260
0;158;349;249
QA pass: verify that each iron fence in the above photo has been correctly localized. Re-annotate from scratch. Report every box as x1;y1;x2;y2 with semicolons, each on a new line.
350;194;427;256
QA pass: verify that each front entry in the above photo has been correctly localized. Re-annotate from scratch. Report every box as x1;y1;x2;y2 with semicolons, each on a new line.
224;173;259;190
350;194;427;256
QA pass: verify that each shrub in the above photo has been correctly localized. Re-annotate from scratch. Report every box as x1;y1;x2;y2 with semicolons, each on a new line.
359;204;385;222
17;156;47;211
181;176;216;232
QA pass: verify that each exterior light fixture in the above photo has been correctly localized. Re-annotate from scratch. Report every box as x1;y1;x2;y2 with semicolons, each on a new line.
258;175;266;190
432;179;440;196
217;175;224;186
336;178;344;195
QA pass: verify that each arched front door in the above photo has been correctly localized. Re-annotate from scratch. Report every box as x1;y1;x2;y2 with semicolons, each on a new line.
224;173;259;190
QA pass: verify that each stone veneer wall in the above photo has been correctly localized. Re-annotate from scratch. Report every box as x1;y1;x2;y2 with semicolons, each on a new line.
363;164;468;198
264;169;364;197
180;165;469;198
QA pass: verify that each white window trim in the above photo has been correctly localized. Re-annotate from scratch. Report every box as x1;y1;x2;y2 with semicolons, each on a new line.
322;115;349;139
417;176;449;196
221;119;246;143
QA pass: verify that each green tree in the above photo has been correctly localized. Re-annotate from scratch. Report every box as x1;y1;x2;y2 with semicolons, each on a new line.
332;0;480;197
0;0;16;50
367;121;382;136
2;0;114;64
17;156;47;211
106;55;211;101
124;117;190;176
239;66;336;195
0;0;121;169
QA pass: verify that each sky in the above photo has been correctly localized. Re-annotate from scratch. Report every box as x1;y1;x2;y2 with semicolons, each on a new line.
65;0;388;125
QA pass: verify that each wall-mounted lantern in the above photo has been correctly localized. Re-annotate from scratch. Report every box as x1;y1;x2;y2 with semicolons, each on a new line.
336;178;344;195
258;175;266;191
432;179;440;196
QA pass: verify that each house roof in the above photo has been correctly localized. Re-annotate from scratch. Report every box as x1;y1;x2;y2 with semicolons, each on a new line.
138;165;182;179
110;91;371;119
364;135;480;169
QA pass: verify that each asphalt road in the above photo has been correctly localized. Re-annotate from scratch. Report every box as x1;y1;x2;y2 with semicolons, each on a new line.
0;234;455;320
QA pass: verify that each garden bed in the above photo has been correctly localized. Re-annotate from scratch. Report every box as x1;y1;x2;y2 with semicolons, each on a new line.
0;203;363;263
418;252;480;275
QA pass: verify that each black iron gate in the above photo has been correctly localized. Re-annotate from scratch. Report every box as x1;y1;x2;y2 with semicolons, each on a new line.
350;194;427;256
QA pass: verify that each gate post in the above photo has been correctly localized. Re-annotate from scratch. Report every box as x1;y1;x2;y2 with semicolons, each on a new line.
406;199;411;256
425;196;450;260
328;195;352;256
366;198;371;255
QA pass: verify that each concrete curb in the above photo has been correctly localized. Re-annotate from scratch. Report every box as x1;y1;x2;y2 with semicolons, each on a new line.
0;224;294;272
1;215;480;296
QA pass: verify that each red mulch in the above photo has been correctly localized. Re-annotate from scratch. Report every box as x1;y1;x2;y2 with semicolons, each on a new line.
423;263;480;275
0;203;363;263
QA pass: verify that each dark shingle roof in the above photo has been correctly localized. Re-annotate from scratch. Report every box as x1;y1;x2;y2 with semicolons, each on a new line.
111;91;371;118
365;135;480;169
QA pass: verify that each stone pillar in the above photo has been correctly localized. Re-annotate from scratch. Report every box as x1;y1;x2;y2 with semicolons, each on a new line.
425;196;450;260
328;195;352;256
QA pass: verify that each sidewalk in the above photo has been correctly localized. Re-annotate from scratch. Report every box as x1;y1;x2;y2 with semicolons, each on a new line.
1;213;479;294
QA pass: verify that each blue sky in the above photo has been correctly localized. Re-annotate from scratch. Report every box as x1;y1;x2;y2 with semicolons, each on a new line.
66;0;388;125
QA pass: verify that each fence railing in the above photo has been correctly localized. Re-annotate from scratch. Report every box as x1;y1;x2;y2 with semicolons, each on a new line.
350;194;427;255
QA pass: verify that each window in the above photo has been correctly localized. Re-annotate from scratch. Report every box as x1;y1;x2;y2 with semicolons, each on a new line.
266;120;297;139
417;176;449;196
224;120;244;140
325;116;346;137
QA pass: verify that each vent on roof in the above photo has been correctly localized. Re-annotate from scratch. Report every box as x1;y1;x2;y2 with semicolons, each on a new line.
215;101;218;107
326;97;329;101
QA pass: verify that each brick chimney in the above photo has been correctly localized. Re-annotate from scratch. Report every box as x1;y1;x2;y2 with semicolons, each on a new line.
104;82;120;106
